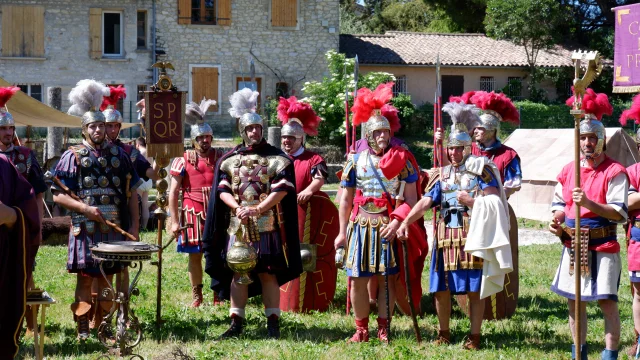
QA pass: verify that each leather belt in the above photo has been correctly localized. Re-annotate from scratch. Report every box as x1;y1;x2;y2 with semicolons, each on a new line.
567;225;617;240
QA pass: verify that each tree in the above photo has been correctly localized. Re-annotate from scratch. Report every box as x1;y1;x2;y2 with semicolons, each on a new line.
300;50;414;147
381;1;432;32
422;0;487;33
485;0;562;97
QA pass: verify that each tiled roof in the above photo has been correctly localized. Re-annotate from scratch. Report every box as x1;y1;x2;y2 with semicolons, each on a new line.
340;32;574;68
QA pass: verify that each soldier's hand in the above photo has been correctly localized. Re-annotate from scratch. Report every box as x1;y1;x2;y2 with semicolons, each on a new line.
457;191;474;207
380;219;400;241
236;206;251;220
434;128;444;143
129;228;140;241
297;189;313;205
170;221;180;237
0;202;17;228
396;222;409;242
334;233;346;250
549;217;563;237
572;188;589;206
83;205;106;225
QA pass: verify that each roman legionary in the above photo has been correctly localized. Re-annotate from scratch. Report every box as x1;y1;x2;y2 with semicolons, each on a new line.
0;86;46;307
52;79;141;340
549;88;626;360
398;101;512;350
277;96;338;313
202;88;302;339
334;82;421;343
169;98;223;307
0;142;40;357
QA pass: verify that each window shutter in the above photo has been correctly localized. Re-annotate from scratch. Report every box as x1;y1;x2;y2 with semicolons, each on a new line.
1;6;17;57
192;68;219;112
177;0;191;25
217;0;232;26
271;0;297;28
89;8;102;59
23;6;44;57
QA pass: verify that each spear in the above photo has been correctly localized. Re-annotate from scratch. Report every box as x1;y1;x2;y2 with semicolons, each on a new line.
351;55;359;153
433;54;442;239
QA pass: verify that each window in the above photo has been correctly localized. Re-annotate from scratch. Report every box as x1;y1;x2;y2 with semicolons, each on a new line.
236;77;262;110
276;82;289;98
271;0;298;28
190;66;220;112
192;0;216;24
1;5;45;57
178;0;230;26
103;11;123;57
137;85;147;101
392;75;407;96
507;77;523;100
137;11;147;49
479;76;495;92
16;84;43;102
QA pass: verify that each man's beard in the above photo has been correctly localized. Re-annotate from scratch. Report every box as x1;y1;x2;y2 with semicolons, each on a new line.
0;138;12;147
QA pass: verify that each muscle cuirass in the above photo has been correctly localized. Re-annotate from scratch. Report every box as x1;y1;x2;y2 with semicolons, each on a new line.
220;153;291;237
70;144;125;235
355;151;400;213
440;164;480;228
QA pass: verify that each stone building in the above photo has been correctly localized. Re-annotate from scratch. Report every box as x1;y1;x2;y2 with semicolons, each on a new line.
0;0;339;137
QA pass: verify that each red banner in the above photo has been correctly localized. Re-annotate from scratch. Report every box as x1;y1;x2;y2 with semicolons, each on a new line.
144;91;186;158
613;3;640;93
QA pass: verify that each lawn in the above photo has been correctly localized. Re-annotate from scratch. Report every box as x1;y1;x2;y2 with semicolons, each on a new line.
17;231;639;359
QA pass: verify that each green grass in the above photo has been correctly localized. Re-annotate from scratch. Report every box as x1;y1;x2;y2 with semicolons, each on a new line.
18;231;639;359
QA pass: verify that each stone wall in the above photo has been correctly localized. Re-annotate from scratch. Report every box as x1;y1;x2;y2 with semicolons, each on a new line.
0;0;155;121
157;0;339;137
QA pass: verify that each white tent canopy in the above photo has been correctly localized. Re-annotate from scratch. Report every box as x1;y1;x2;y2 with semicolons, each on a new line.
504;128;639;222
0;76;136;129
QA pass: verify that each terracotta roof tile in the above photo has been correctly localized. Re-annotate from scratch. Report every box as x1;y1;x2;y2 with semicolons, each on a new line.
340;32;574;68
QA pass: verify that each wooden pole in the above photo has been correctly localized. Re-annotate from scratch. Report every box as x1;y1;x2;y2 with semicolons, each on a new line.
573;112;582;359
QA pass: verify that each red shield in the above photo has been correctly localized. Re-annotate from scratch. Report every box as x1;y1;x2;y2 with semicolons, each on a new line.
456;204;519;320
280;194;339;312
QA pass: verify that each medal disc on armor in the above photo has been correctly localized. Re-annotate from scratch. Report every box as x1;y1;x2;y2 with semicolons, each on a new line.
112;176;121;187
233;158;241;167
158;168;168;178
259;193;268;202
84;196;95;205
114;197;121;205
98;157;107;168
100;195;110;205
17;153;25;161
260;158;269;166
232;176;241;185
111;157;120;168
81;157;92;168
98;176;109;188
80;148;89;156
260;174;269;184
83;176;95;188
15;163;26;173
245;194;255;202
110;146;119;156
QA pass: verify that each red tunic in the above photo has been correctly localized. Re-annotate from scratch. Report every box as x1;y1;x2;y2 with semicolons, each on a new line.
170;148;222;246
627;163;640;270
472;142;518;183
292;150;326;194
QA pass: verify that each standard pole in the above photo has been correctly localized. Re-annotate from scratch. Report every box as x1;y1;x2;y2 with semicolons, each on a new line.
573;112;582;359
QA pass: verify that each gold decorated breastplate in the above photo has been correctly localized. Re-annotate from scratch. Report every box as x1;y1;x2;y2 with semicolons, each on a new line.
220;153;291;235
355;151;399;213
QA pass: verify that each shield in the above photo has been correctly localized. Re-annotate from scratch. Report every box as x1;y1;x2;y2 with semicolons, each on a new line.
456;203;519;320
280;194;339;312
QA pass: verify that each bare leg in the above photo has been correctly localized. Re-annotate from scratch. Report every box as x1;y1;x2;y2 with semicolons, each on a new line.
598;299;620;351
75;275;93;303
467;291;484;334
140;191;150;230
633;283;640;336
368;277;378;306
376;274;396;319
258;273;280;308
230;274;249;310
188;252;203;287
568;299;588;345
434;290;451;331
351;277;370;320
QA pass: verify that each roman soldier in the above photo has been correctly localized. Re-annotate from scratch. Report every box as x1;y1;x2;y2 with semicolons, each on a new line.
52;79;141;340
168;98;223;307
397;101;512;350
277;96;338;313
202;88;302;339
620;94;640;357
0;86;46;313
334;82;421;343
549;88;626;360
0;153;40;358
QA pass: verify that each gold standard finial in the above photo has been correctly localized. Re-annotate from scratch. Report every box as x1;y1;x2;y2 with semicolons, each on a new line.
151;61;176;91
570;51;603;113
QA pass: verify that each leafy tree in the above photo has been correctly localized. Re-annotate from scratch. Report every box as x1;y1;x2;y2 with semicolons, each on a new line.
380;1;432;32
300;50;414;147
422;0;487;33
340;4;371;34
485;0;562;96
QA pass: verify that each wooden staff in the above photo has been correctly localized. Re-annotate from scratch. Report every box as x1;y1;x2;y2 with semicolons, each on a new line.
50;175;136;241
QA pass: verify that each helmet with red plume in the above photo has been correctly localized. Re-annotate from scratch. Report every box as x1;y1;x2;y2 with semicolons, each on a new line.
0;86;20;127
350;82;400;153
566;87;611;159
620;93;640;142
469;91;519;136
277;96;321;141
101;85;127;124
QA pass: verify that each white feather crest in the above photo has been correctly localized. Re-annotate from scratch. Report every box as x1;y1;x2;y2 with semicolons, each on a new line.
228;88;259;118
185;98;218;125
67;79;109;116
442;102;480;131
